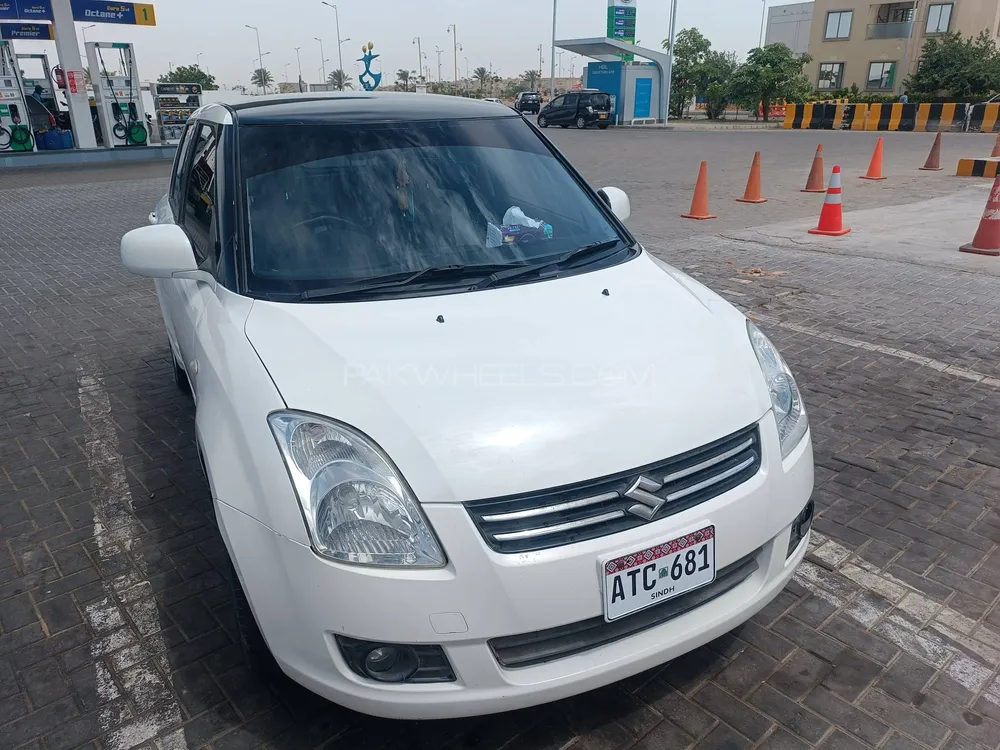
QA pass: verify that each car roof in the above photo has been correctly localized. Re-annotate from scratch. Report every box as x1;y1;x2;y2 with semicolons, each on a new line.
226;91;521;124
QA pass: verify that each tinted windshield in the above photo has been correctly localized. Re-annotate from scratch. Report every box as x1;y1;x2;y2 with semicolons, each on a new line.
238;117;627;299
589;94;611;110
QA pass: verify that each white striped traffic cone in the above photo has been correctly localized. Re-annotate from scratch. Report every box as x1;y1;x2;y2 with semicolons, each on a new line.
808;165;852;237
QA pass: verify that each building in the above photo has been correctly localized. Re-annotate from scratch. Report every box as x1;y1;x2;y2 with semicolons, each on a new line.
804;0;1000;94
766;2;814;55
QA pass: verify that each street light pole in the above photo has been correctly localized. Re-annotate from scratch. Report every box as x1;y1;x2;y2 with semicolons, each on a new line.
284;62;290;82
549;0;557;99
294;46;303;92
435;46;443;82
245;25;264;93
537;43;543;88
315;37;326;83
759;0;768;48
412;37;422;81
663;0;680;125
320;2;344;85
447;24;458;95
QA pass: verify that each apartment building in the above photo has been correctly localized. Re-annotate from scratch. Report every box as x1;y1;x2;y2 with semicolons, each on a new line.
803;0;1000;93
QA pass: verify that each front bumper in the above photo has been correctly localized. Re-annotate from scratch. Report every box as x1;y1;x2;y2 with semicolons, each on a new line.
216;422;813;720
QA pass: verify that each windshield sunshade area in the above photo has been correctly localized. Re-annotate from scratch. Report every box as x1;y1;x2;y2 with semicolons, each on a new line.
238;117;625;299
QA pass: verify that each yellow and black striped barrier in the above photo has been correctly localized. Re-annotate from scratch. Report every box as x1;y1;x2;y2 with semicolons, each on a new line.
966;103;1000;133
783;103;866;130
784;102;968;132
957;157;1000;177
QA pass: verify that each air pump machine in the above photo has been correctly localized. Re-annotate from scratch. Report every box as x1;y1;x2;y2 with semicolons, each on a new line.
85;41;148;147
0;40;36;152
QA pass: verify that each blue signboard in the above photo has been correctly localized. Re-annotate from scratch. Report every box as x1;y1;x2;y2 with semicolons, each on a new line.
0;21;53;38
0;0;154;23
587;61;622;113
0;1;52;20
614;6;636;15
633;78;652;119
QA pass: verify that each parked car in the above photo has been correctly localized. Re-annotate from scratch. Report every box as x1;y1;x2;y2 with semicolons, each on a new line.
514;90;542;114
483;97;503;104
119;92;814;721
538;90;613;130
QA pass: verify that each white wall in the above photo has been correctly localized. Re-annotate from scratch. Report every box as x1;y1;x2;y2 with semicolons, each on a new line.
765;1;814;55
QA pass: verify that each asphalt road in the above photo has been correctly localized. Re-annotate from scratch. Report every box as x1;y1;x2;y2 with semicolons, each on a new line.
2;130;1000;750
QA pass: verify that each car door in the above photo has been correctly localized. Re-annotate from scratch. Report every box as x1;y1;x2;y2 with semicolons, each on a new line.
547;95;566;124
156;121;198;363
561;94;580;125
172;121;222;397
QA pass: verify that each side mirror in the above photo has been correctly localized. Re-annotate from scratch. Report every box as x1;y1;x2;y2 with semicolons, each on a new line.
121;224;199;279
598;187;631;223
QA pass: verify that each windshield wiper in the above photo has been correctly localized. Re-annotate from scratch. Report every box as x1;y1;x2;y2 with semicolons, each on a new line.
299;263;528;301
472;239;626;291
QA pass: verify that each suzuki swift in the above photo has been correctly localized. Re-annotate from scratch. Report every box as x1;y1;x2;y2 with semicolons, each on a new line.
120;93;814;720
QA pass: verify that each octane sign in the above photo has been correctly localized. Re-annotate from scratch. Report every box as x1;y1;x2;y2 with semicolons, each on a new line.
607;0;636;62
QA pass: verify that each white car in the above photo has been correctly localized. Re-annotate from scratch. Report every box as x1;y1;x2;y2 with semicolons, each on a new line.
120;93;814;720
483;97;503;104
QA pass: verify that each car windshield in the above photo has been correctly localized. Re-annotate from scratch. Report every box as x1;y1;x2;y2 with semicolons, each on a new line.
239;116;628;299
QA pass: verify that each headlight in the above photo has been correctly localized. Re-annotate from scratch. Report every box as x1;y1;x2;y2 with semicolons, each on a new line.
268;412;446;567
747;322;808;459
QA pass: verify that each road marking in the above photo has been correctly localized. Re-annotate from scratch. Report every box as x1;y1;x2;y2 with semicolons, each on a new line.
78;355;189;750
796;532;1000;694
758;318;1000;389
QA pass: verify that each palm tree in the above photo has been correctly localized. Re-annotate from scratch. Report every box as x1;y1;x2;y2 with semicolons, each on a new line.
472;66;489;94
327;69;353;90
522;69;540;91
396;69;412;92
250;68;273;91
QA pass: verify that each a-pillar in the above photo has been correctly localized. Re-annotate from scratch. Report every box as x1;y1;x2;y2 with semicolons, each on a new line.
51;0;97;148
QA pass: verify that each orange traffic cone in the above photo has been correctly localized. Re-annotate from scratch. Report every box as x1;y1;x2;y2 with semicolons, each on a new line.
960;174;1000;256
991;134;1000;158
802;145;826;193
861;137;887;181
737;152;768;204
809;165;852;237
682;161;717;220
920;133;943;171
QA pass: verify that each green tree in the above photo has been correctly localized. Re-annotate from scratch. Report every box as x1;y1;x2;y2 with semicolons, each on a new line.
472;66;489;93
327;69;353;90
904;30;1000;100
663;28;712;118
729;43;812;121
157;64;218;90
522;69;540;91
699;50;740;119
396;69;412;91
250;68;273;91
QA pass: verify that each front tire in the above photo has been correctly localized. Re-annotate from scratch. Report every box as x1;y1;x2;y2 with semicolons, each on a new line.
576;116;587;130
230;555;280;679
537;115;548;128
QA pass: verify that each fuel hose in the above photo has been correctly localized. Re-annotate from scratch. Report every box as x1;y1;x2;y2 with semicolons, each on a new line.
126;120;147;145
0;125;10;150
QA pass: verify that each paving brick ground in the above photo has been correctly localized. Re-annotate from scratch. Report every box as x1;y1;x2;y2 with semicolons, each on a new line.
2;131;1000;750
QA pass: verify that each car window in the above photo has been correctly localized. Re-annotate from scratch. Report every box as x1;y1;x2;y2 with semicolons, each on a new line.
550;96;565;108
238;117;626;298
181;123;220;269
564;94;579;108
590;93;611;110
169;123;197;211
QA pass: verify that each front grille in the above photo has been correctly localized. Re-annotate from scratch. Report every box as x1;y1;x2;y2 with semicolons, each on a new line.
466;424;761;554
489;548;761;669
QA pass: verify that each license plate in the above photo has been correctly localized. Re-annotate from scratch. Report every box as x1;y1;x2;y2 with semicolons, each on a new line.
602;526;716;621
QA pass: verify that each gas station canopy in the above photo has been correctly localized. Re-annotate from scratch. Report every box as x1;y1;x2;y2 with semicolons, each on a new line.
555;37;670;123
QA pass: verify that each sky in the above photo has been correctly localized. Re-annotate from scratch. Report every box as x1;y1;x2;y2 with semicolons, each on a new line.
12;0;777;88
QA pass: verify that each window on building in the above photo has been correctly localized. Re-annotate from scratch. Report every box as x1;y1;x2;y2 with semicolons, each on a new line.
926;3;953;33
867;62;897;90
818;63;845;89
825;10;853;39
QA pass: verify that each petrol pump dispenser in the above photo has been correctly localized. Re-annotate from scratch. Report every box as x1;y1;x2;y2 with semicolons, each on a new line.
85;41;148;148
0;41;35;152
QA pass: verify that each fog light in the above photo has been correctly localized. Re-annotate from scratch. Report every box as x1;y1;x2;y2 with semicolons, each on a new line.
336;636;456;684
787;499;814;559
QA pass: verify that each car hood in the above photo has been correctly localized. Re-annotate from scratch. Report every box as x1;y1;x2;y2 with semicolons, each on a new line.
245;251;771;504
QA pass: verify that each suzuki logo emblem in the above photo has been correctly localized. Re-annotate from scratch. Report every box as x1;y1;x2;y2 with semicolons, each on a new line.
624;476;666;520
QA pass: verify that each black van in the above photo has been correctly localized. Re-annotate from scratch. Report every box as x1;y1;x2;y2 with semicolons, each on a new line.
537;90;612;130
